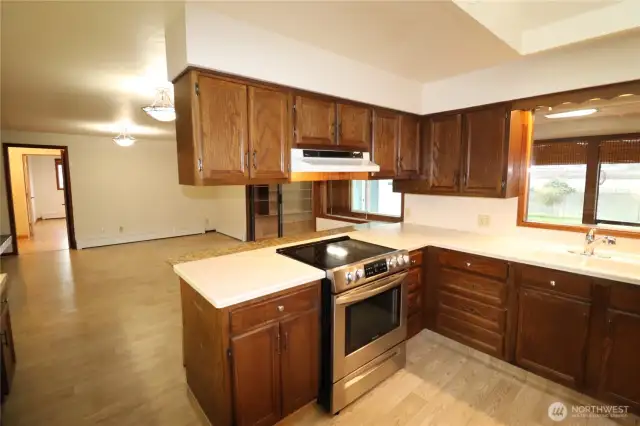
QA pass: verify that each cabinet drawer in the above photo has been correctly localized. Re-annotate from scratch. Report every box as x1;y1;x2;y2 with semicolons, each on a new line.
439;268;507;306
409;250;423;268
438;291;505;333
436;313;504;359
609;284;640;315
438;250;508;281
230;286;319;335
519;265;592;301
408;291;422;316
407;267;422;294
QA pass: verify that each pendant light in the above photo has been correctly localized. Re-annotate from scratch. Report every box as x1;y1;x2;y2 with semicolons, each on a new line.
113;129;136;147
142;88;176;122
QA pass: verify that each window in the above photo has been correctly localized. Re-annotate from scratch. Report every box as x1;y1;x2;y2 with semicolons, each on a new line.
351;180;402;217
55;158;64;190
523;134;640;230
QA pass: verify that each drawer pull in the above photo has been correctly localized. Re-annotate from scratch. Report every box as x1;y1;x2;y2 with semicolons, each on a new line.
411;259;416;265
277;305;285;312
466;262;471;267
550;280;556;287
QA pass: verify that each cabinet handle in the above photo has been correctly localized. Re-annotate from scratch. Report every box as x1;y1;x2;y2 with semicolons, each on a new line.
550;280;556;287
277;305;284;312
411;259;416;265
284;331;289;352
252;151;257;170
463;173;467;186
244;151;249;169
276;332;281;354
466;262;471;267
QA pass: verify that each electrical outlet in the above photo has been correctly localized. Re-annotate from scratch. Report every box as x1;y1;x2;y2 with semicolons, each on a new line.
477;214;491;228
119;226;124;233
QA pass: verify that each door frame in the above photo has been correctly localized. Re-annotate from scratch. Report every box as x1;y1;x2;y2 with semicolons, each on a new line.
2;143;77;254
22;154;35;238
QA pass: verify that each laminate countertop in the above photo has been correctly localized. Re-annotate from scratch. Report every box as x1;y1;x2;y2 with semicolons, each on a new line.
173;223;640;309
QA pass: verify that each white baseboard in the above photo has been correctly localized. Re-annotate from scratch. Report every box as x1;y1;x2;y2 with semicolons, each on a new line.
77;228;205;249
41;213;66;220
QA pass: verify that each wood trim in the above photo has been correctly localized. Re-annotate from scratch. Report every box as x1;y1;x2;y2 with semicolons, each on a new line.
517;221;640;240
582;141;600;225
2;142;77;253
315;213;368;224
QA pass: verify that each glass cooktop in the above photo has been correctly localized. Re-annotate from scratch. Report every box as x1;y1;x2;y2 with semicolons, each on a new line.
276;236;396;270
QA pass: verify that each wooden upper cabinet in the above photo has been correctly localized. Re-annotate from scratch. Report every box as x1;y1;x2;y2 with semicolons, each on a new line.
428;114;462;192
600;310;640;411
337;104;371;150
197;75;249;182
248;87;291;181
397;114;420;178
515;288;591;388
280;309;319;417
462;106;508;196
231;323;282;426
293;96;336;147
372;110;400;178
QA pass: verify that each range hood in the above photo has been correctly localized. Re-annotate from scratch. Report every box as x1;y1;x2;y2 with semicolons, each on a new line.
290;148;379;181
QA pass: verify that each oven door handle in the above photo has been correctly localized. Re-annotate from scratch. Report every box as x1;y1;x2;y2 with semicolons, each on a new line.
335;271;408;306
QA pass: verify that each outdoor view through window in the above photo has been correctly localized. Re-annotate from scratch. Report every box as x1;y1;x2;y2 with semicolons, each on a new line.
527;95;640;228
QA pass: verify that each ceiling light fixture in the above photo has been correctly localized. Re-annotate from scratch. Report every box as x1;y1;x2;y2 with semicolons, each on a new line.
545;108;598;119
112;129;136;147
142;88;176;122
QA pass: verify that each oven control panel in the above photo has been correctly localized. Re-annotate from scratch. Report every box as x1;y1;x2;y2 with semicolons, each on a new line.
364;259;388;278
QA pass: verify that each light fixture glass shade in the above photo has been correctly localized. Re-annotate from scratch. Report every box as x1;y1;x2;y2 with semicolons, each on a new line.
113;130;136;147
545;108;598;119
142;88;176;122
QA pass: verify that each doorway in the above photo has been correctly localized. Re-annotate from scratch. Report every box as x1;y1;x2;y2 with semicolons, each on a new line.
3;143;76;255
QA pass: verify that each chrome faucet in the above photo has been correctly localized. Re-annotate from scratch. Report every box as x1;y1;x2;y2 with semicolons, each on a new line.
584;228;616;256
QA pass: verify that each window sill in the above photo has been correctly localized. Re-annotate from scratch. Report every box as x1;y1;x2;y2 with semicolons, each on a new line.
517;220;640;240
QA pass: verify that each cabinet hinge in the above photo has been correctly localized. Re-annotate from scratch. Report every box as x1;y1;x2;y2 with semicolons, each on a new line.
194;82;200;96
197;158;203;172
501;180;506;189
227;348;232;358
292;103;296;111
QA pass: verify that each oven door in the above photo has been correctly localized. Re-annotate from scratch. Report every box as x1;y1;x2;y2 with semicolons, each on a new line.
332;271;408;382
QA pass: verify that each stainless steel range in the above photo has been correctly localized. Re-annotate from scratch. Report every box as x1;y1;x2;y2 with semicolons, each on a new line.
277;236;410;413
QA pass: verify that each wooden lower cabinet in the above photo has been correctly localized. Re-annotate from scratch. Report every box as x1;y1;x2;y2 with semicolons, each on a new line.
515;288;591;388
232;323;282;426
600;310;640;411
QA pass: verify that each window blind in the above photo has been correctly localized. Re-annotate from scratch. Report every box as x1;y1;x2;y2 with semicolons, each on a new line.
599;136;640;164
532;140;588;166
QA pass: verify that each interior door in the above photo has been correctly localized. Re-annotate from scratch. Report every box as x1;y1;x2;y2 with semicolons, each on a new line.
248;87;290;180
337;103;371;150
372;110;399;178
198;75;249;182
293;96;336;147
22;155;34;237
428;114;462;193
461;106;508;196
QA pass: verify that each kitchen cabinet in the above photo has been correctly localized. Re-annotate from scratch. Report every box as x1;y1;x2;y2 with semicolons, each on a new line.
232;324;282;426
515;287;591;387
394;104;524;198
337;103;371;150
397;114;420;178
371;110;400;178
1;278;15;406
293;96;336;147
406;250;424;339
181;279;320;426
248;87;291;180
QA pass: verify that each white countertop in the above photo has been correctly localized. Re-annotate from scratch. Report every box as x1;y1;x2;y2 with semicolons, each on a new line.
173;223;640;309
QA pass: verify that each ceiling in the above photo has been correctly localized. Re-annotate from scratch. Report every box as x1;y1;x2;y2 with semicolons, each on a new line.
1;1;637;140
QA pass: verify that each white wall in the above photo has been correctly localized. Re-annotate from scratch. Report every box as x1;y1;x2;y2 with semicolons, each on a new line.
421;31;640;114
30;155;66;219
404;194;640;251
0;131;247;248
316;217;355;232
165;4;422;114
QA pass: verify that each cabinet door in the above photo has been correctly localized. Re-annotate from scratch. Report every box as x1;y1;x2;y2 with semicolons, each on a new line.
248;87;290;180
198;75;249;182
372;111;399;178
0;308;15;401
337;103;371;150
516;288;591;387
427;114;462;192
293;96;335;147
462;106;507;196
397;114;420;178
600;310;640;411
231;323;282;426
280;309;319;416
